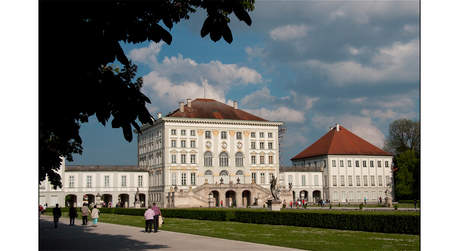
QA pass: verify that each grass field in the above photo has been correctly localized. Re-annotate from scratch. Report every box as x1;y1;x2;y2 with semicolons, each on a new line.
44;212;420;251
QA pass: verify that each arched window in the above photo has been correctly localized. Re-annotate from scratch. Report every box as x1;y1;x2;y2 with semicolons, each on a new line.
236;170;244;175
235;152;243;167
204;151;213;167
205;170;213;175
219;170;228;176
219;152;228;167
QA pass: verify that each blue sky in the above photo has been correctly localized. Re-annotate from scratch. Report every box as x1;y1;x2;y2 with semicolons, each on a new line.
71;0;420;166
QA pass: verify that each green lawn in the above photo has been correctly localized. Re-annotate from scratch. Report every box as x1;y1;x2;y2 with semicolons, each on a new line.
44;212;419;251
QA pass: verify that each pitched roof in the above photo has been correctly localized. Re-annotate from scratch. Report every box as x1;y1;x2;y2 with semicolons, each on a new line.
65;165;148;172
291;125;392;160
166;98;267;121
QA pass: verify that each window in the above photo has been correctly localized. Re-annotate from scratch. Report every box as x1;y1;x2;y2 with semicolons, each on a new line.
288;175;293;183
205;131;211;139
171;129;176;135
121;176;126;187
171;154;176;164
204;152;212;167
333;176;337;186
340;160;344;167
190;154;196;164
355;160;360;167
332;160;336;167
314;161;317;167
268;156;273;164
356;176;361;186
181;154;186;164
181;173;187;186
302;175;306;186
260;156;265;164
348;176;353;186
171;140;176;148
370;160;374;167
236;132;242;139
172;173;177;185
386;175;391;186
252;173;257;183
205;170;213;175
378;161;381;167
348;160;352;167
86;176;92;188
138;175;143;187
259;142;265;149
219;152;228;167
268;132;273;138
385;161;389;167
260;173;265;184
104;175;109;187
191;173;196;185
251;142;256;149
363;176;368;186
190;130;196;136
69;176;75;188
221;131;227;139
324;175;328;187
314;175;319;186
324;160;327;168
268;142;273;149
251;155;256;164
371;176;375;186
340;175;345;186
181;140;186;148
259;132;264;138
378;176;383;186
363;160;367;167
190;140;196;148
235;152;243;167
251;132;256;138
181;129;186;136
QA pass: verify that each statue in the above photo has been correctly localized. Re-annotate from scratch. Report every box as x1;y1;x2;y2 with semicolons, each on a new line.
270;176;280;201
220;177;224;184
134;188;141;208
384;183;393;207
236;177;240;184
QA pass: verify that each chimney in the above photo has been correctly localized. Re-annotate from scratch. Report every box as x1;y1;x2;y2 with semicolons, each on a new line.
186;98;192;108
233;100;238;109
179;102;184;112
157;112;162;119
336;123;340;132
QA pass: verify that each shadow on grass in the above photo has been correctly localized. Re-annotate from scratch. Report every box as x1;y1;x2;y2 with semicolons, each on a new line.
39;218;169;250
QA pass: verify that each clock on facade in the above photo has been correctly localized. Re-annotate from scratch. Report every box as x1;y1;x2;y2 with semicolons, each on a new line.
237;141;243;149
206;141;212;148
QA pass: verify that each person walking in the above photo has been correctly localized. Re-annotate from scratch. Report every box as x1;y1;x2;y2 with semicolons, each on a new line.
52;204;62;228
81;203;90;225
91;205;100;227
144;205;154;233
69;204;77;226
152;203;162;233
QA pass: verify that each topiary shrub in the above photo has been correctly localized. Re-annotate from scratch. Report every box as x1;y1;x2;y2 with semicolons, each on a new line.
359;203;364;210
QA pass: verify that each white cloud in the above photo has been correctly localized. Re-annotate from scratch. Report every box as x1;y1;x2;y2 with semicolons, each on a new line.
240;87;276;106
269;24;309;41
128;42;163;65
349;97;368;104
246;107;305;123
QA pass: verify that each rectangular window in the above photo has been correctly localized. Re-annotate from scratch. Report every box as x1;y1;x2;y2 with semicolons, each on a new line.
268;156;273;164
259;132;264;138
172;173;177;185
302;175;306;186
333;176;337;186
138;175;143;187
378;176;383;186
314;175;319;186
181;154;186;164
104;175;109;187
385;161;389;167
332;160;336;167
251;142;256;149
190;140;196;148
171;140;176;148
363;161;367;167
69;176;75;188
121;176;126;187
348;176;353;186
190;130;195;136
348;160;352;167
191;173;196;185
355;160;360;167
181;140;186;148
190;154;196;164
386;175;391;186
260;173;265;184
370;160;374;167
221;131;227;139
268;142;273;149
260;156;265;164
171;154;176;164
236;132;242;139
340;175;345;186
363;175;368;186
86;176;92;188
252;173;257;183
251;132;256;138
378;161;381;167
251;156;256;164
171;129;176;135
181;129;186;136
268;132;273;138
181;173;187;185
205;131;211;139
371;176;375;186
324;160;327;168
356;176;361;186
288;175;293;183
340;160;344;167
259;142;264;149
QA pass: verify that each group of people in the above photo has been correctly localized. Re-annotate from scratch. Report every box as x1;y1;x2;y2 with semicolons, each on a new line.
48;203;100;228
143;203;162;233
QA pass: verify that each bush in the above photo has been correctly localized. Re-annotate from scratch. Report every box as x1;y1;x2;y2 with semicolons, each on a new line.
394;205;398;210
359;203;364;210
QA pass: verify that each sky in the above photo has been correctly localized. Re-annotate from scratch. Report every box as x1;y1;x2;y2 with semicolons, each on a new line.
70;0;420;166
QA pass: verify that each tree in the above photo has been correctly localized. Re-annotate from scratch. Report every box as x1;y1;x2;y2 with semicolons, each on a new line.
394;150;420;200
40;0;255;188
384;119;420;156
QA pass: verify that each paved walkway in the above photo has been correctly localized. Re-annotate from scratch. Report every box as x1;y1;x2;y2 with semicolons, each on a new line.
39;215;303;251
